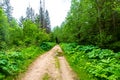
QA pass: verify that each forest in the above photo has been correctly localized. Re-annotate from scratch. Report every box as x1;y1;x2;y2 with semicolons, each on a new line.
53;0;120;51
0;0;120;80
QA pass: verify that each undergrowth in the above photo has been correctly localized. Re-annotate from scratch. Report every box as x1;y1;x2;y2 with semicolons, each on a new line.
60;43;120;80
0;42;56;80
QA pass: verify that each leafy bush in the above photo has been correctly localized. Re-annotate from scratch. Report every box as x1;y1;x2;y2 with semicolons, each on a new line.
0;42;56;79
61;43;120;80
40;42;56;51
0;51;22;79
108;41;120;52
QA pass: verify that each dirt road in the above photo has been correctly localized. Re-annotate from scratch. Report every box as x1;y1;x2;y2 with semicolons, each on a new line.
21;45;77;80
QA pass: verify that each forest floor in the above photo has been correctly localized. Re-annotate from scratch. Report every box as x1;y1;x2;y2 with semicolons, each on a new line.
21;45;77;80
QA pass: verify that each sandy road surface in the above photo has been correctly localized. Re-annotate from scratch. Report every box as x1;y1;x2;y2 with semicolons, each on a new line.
21;45;77;80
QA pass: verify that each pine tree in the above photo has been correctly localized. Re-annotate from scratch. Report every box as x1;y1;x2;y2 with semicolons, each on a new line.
45;10;51;33
39;0;45;28
26;5;35;21
39;0;51;32
2;0;13;22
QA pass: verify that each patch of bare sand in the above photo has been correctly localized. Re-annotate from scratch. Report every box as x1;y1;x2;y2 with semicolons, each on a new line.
21;45;77;80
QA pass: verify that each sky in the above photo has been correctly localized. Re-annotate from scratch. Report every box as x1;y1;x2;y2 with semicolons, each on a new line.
10;0;71;29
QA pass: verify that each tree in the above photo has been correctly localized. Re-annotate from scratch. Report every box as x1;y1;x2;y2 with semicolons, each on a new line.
26;6;35;21
39;0;45;28
0;8;9;49
39;0;51;32
2;0;13;22
45;10;51;33
19;16;25;27
52;0;120;51
22;19;50;46
8;19;23;46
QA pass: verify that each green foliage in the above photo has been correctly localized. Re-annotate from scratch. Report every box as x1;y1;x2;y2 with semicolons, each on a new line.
108;41;120;52
42;73;50;80
0;51;21;78
8;19;23;46
0;41;55;80
61;43;120;80
0;2;52;80
0;45;45;79
0;7;51;50
0;8;9;49
0;7;53;79
40;42;56;51
23;19;50;46
52;0;120;51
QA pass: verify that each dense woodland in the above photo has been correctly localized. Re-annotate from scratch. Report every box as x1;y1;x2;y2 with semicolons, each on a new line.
53;0;120;51
0;0;120;80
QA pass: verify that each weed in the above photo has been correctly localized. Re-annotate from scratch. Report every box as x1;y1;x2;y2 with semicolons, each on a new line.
42;73;50;80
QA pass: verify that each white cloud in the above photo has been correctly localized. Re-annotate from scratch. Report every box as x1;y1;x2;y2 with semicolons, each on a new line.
10;0;71;28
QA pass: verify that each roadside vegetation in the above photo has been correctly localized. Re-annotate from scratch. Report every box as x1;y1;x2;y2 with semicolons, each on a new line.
0;42;55;80
61;43;120;80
